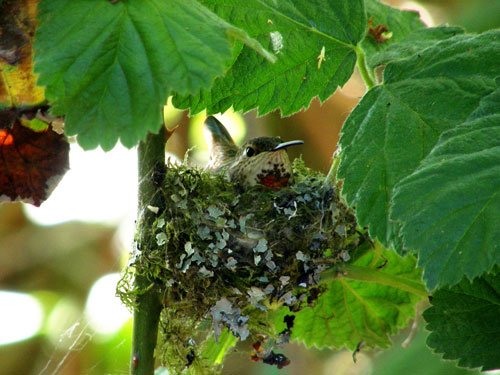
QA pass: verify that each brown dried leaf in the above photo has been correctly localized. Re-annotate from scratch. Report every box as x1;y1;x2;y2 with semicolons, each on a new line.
368;17;393;44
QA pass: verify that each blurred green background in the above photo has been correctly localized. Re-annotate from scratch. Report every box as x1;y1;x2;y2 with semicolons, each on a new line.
1;1;498;374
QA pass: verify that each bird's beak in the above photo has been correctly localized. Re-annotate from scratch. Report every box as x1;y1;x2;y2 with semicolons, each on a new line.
273;140;304;151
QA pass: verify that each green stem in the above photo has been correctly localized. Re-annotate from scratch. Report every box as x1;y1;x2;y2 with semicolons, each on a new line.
323;264;428;299
131;128;166;375
355;46;376;90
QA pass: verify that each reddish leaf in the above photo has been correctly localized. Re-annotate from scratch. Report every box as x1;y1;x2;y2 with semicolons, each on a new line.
0;117;69;206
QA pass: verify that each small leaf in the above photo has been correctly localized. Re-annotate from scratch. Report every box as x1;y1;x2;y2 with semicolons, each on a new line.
35;0;267;150
338;31;500;248
207;205;224;218
391;86;500;290
253;239;267;253
287;247;424;350
173;0;366;116
424;272;500;371
0;115;69;206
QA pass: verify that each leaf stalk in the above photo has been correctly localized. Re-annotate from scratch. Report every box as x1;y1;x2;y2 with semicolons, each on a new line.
355;45;376;89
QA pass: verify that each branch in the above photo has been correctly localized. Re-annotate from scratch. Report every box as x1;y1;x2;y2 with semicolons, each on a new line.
131;126;166;375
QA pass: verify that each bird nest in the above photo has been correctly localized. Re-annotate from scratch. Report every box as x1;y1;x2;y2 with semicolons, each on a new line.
118;158;366;372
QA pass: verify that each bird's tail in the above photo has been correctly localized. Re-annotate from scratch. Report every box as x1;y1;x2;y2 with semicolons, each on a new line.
204;116;238;171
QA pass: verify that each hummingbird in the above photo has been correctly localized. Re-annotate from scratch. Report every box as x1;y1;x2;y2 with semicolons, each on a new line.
204;116;303;189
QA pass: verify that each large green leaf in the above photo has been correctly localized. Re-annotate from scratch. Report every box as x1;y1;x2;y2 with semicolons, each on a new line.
281;247;425;350
173;0;365;116
368;26;465;68
362;0;424;67
391;86;500;290
337;31;499;249
372;328;480;375
34;0;268;150
362;1;465;69
200;329;238;366
424;272;500;371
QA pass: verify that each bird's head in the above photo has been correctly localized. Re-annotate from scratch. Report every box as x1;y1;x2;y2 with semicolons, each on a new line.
204;116;303;188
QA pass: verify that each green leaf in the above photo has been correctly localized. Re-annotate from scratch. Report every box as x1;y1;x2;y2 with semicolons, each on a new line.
173;0;365;116
337;30;500;248
362;0;425;67
201;329;238;365
372;328;481;375
286;246;424;350
34;0;267;150
391;86;500;290
368;26;465;68
424;272;500;371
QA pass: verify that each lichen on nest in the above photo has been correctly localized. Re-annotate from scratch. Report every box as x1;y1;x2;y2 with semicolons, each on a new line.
118;158;365;372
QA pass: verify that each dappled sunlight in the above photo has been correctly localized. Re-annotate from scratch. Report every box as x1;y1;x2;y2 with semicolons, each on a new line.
24;143;138;226
85;273;131;336
0;291;43;345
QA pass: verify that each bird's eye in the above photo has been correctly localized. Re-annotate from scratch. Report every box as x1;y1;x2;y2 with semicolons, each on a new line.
245;147;256;157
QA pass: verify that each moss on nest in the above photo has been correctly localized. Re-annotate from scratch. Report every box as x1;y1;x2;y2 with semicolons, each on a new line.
118;159;366;372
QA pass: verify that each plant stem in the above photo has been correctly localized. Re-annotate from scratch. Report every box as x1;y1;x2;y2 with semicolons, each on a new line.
131;127;166;375
131;278;162;375
355;46;376;90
